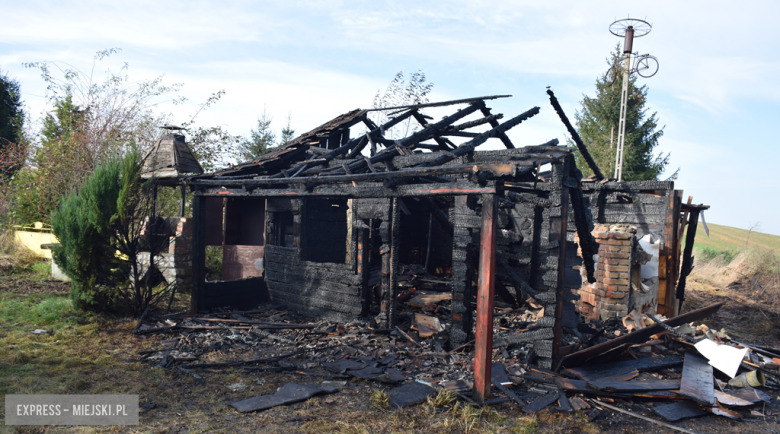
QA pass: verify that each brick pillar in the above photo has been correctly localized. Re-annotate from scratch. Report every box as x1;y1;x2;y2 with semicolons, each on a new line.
576;224;635;320
168;218;193;294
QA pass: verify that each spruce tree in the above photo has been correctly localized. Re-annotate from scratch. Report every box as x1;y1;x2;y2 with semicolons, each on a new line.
279;113;295;147
239;108;276;160
573;46;671;180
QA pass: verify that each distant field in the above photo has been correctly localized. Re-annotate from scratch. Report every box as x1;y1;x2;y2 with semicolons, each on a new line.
687;222;780;255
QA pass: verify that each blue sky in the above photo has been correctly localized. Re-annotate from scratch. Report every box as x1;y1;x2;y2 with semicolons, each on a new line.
1;1;778;235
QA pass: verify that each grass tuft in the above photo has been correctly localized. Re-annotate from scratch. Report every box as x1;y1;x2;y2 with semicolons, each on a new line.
425;388;456;409
368;389;390;411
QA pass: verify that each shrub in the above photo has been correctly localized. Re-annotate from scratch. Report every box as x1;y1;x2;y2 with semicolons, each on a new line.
52;156;123;311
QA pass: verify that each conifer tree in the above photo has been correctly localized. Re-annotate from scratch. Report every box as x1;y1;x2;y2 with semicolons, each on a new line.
279;112;295;147
239;108;275;160
0;68;24;148
573;46;672;180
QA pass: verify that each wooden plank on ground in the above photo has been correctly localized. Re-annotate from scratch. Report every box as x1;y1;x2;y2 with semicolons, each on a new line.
651;401;707;422
526;390;560;413
679;352;715;406
587;379;680;392
565;355;683;381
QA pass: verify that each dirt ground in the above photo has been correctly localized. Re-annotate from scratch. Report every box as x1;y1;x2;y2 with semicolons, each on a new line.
2;268;780;433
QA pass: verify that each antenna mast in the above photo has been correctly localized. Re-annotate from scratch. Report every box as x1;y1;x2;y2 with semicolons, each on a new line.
608;18;657;181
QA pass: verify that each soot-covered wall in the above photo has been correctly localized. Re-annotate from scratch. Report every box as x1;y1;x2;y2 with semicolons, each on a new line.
264;198;363;322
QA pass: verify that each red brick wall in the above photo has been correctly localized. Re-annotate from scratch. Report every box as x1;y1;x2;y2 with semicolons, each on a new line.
575;225;634;320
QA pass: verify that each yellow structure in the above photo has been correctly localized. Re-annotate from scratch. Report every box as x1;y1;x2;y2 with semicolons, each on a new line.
13;222;58;259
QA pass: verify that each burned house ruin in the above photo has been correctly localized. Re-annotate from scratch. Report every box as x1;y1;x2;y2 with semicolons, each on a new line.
183;94;707;393
186;95;603;375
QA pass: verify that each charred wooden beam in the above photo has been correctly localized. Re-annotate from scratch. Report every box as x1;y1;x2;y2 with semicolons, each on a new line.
345;135;369;159
196;181;497;199
551;182;570;369
479;105;515;149
292;102;485;179
441;131;480;138
676;208;702;310
546;89;603;180
474;193;498;402
498;259;541;302
192;163;534;188
567;174;597;283
415;107;541;169
410;111;454;151
449;113;504;132
387;198;401;327
273;110;414;178
191;195;206;313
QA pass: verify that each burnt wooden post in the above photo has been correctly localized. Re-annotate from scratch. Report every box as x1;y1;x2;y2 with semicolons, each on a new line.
388;197;400;327
676;206;704;311
551;184;570;368
473;193;497;402
357;227;371;316
180;183;187;217
658;189;681;317
191;194;206;314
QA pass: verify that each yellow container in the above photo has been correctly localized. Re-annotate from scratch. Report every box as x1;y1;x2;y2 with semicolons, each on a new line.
13;222;58;259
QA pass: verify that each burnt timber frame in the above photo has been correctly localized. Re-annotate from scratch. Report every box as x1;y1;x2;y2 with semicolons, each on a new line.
188;96;598;402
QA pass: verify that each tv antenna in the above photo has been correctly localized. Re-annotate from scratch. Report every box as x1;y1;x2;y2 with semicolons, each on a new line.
608;17;659;181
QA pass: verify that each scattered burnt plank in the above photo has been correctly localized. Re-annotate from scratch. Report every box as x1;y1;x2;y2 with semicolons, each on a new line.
231;383;339;413
679;352;715;406
586;379;680;392
726;387;771;404
526;390;560;413
556;391;573;412
492;379;530;411
388;382;437;408
564;355;683;381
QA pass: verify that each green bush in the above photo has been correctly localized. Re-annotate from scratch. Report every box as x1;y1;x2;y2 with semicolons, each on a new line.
51;155;124;311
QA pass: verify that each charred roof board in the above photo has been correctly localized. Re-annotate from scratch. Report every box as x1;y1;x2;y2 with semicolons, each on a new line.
190;97;544;188
207;109;368;179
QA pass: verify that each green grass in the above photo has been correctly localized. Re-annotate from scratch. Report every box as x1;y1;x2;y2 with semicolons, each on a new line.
688;222;780;255
697;246;738;263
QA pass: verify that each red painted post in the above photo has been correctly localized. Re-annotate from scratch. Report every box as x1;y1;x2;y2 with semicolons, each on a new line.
473;193;497;402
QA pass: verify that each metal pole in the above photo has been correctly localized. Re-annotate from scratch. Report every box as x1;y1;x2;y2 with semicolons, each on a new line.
614;51;631;181
614;26;634;182
473;194;497;402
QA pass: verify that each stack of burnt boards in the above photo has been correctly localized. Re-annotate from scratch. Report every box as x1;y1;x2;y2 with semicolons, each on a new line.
187;95;601;369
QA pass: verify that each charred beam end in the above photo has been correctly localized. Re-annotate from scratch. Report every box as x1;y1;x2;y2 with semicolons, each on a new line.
546;89;604;180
